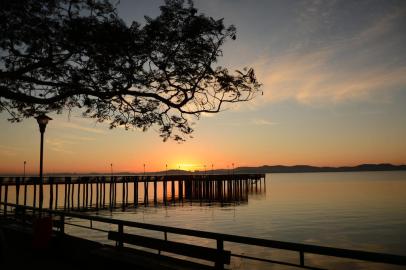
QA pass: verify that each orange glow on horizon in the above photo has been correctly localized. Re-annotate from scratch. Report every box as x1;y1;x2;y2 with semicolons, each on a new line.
1;156;406;175
0;114;405;175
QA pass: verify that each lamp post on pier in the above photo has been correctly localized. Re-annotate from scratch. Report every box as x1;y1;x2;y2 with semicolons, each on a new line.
23;160;26;178
35;114;52;211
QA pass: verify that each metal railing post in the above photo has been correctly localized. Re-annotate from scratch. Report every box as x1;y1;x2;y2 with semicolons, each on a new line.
300;251;305;267
159;231;168;255
60;214;65;235
4;185;8;216
215;238;224;270
118;223;124;248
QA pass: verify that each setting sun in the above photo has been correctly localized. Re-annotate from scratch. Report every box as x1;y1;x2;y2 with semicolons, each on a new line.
176;163;205;172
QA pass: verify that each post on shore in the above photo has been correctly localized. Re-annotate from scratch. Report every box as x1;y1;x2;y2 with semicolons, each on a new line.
134;176;138;207
154;178;157;205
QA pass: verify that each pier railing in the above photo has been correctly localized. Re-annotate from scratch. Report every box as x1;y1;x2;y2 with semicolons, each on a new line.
1;202;406;270
0;174;265;184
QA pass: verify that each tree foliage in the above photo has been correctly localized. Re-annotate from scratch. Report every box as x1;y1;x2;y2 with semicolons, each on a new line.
0;0;261;141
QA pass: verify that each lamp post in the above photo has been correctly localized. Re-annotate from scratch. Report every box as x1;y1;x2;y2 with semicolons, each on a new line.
23;160;26;178
35;114;52;211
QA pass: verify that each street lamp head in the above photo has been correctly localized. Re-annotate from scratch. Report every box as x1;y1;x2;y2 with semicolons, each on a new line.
35;114;52;133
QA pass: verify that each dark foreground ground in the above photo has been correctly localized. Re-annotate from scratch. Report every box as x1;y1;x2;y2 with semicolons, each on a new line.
0;218;213;270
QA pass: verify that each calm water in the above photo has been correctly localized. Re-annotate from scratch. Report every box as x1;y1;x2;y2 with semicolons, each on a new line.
6;171;406;269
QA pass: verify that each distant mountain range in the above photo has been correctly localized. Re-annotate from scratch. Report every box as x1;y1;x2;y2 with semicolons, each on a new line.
226;163;406;174
80;163;406;175
5;163;405;177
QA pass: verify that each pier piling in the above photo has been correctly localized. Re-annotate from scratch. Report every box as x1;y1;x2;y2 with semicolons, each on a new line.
0;173;265;212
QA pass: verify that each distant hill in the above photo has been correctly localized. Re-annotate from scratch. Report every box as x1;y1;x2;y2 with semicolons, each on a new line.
4;163;405;177
229;163;406;174
149;163;406;175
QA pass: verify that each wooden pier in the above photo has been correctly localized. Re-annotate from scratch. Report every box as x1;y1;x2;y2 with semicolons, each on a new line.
0;174;265;212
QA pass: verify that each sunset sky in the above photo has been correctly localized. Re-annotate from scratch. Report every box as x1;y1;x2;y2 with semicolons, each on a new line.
1;0;406;174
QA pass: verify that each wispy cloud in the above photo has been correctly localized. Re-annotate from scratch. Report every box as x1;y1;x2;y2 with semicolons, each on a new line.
355;8;405;44
253;6;406;106
0;145;20;157
251;119;278;126
61;134;97;142
201;112;216;118
54;121;106;134
45;138;74;154
224;118;278;127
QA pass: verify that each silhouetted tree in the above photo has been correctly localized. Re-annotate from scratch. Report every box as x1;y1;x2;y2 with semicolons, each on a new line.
0;0;260;140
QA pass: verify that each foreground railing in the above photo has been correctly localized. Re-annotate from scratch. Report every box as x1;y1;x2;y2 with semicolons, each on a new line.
1;202;406;270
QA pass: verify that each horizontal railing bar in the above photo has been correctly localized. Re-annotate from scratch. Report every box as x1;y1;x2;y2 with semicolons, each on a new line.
0;174;263;177
1;202;405;266
0;174;265;185
231;253;326;270
64;222;109;233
